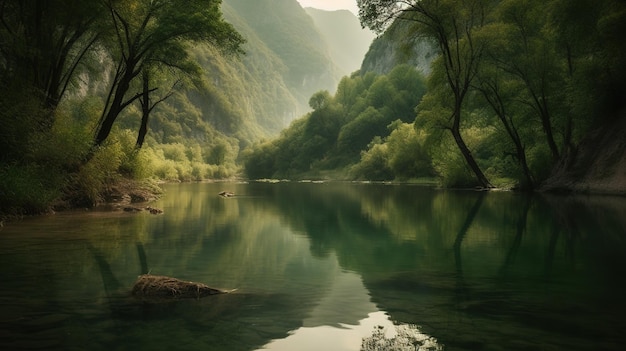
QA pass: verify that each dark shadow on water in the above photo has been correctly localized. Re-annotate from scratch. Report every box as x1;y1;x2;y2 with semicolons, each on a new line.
498;194;532;277
452;192;485;306
136;242;149;275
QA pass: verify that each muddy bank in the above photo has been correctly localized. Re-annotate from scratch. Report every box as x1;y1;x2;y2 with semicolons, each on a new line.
541;111;626;196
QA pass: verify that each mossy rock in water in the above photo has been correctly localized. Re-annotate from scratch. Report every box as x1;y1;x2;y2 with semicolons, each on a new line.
131;274;230;300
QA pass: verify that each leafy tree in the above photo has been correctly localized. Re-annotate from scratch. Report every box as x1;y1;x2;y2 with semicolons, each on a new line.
335;75;362;114
358;0;494;188
488;0;565;162
351;140;394;181
93;0;245;148
0;0;106;165
309;90;332;110
386;122;434;179
365;76;396;109
0;0;105;114
472;23;536;188
551;0;626;126
337;106;387;156
305;101;342;145
243;141;277;179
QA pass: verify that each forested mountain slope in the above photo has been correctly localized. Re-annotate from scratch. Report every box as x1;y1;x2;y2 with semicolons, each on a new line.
225;0;340;116
128;0;373;144
113;0;377;176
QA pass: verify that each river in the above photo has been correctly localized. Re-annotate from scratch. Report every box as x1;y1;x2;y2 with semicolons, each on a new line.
1;181;625;350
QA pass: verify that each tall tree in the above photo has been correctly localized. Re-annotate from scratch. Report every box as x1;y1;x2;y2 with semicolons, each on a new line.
135;68;178;149
489;0;564;162
474;65;535;188
358;0;494;188
93;0;244;148
0;0;105;128
470;19;539;189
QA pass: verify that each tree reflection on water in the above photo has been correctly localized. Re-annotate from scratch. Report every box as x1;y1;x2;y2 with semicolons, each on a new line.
361;323;442;351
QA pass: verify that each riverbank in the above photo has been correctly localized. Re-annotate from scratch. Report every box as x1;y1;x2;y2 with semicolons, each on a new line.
541;111;626;196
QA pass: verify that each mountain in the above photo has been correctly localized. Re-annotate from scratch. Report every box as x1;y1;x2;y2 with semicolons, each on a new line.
360;20;436;76
304;8;376;76
115;0;378;177
144;0;377;143
224;0;341;117
126;0;353;148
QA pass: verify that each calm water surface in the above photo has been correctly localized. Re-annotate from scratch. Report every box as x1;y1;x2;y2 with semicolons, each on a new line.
1;182;625;350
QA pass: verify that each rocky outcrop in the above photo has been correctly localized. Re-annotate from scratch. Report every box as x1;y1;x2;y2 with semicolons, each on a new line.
541;111;626;195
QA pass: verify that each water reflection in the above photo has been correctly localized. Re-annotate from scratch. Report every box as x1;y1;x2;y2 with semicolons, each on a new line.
361;322;442;351
1;182;625;350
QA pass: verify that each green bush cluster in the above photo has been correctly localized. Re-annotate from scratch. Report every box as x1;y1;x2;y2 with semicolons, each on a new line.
244;65;428;180
351;123;434;181
141;140;239;182
0;164;63;216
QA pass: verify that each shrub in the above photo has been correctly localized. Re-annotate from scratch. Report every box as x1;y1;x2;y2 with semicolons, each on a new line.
0;164;63;215
351;142;394;181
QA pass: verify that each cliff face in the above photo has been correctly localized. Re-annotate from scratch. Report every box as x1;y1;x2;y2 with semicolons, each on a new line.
360;20;436;76
541;110;626;195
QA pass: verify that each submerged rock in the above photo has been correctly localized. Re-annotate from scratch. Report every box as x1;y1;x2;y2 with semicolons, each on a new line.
131;274;230;300
145;206;163;214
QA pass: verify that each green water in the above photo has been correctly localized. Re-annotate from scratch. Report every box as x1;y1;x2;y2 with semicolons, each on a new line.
1;182;625;350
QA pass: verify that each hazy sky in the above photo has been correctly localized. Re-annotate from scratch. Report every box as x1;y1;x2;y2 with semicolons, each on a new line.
296;0;359;15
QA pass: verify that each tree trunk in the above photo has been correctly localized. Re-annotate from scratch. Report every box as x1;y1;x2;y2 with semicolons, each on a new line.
538;103;560;161
94;61;137;147
478;85;534;189
450;106;493;188
95;86;126;146
136;71;150;149
450;127;493;188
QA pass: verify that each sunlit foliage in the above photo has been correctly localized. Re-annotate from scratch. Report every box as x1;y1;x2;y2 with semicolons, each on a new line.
244;65;428;179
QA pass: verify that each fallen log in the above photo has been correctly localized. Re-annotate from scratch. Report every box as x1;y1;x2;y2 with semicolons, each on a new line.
131;274;231;300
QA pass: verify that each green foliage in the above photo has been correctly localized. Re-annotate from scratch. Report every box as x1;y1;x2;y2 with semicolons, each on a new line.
0;0;105;115
2;0;625;218
337;106;387;156
242;142;278;179
70;145;123;206
350;141;394;181
0;87;49;162
431;138;475;188
309;91;333;110
352;122;434;182
244;65;428;179
386;123;434;179
0;164;63;215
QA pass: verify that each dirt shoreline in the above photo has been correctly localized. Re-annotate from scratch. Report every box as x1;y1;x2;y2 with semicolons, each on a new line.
540;111;626;196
